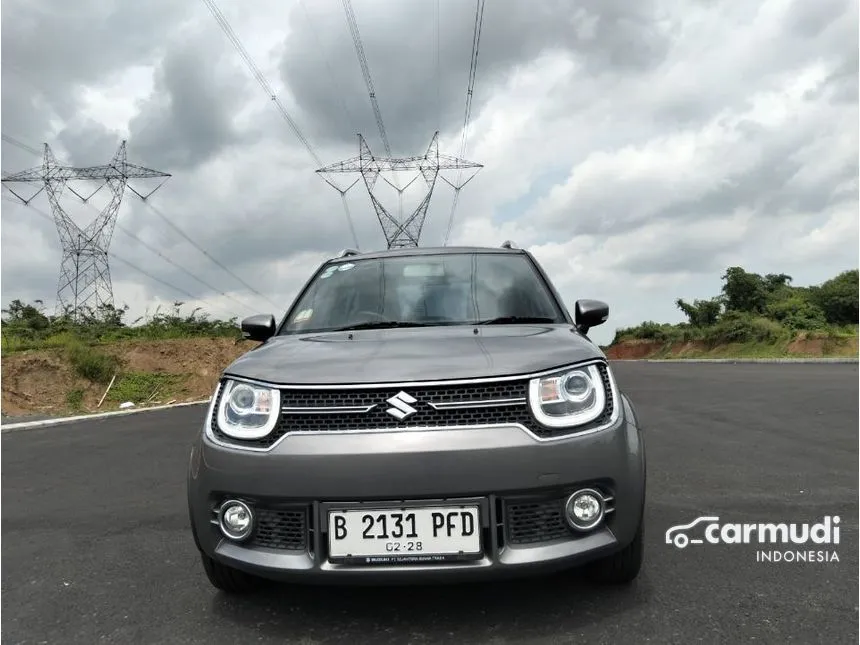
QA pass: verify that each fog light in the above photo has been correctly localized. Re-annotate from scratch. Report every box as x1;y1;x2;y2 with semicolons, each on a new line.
218;499;254;541
564;489;605;531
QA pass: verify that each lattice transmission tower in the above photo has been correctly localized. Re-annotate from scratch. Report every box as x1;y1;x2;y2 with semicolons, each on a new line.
317;131;482;249
1;141;171;320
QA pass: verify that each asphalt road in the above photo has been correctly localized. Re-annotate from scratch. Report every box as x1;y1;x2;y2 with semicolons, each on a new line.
2;363;858;644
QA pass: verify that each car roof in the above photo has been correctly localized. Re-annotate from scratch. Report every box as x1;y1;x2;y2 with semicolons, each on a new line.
327;245;526;263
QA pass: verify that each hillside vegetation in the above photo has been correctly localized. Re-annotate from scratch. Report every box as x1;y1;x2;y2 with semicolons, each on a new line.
607;267;858;359
1;301;250;418
1;300;242;353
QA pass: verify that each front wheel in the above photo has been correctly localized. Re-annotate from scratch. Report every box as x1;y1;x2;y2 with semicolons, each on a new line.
200;553;262;594
584;518;644;584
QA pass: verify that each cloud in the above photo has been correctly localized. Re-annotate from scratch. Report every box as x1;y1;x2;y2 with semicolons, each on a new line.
1;0;856;347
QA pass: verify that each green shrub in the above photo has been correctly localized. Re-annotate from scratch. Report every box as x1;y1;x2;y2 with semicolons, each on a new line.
702;312;788;345
66;388;84;410
66;343;120;384
766;296;827;330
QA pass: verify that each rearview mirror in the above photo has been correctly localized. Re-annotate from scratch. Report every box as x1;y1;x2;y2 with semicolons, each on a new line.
574;299;609;336
241;314;276;342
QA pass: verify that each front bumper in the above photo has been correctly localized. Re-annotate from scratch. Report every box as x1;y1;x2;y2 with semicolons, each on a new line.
187;397;645;584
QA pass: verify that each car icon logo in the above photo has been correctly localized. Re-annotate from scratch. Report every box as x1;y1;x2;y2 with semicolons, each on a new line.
385;391;418;420
665;516;720;549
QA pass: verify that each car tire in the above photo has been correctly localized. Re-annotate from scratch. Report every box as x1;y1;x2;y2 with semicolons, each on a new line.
200;553;260;594
585;518;644;585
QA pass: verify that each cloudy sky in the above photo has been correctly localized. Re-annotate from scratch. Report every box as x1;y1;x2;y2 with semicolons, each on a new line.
1;0;857;345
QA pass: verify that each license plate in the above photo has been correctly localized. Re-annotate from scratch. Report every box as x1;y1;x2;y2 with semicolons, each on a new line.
327;505;482;564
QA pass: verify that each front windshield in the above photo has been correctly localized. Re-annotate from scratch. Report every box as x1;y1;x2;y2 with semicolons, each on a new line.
281;252;566;334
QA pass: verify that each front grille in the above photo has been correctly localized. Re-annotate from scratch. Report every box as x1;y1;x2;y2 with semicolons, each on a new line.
279;382;525;407
210;362;615;448
505;497;571;545
249;507;308;551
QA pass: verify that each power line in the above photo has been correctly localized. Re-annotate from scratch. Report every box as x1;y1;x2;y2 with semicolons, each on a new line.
443;0;486;246
2;134;42;157
1;196;243;322
341;0;392;158
341;0;405;221
64;193;264;315
436;0;441;132
201;0;321;166
141;200;282;311
201;0;360;248
296;0;362;250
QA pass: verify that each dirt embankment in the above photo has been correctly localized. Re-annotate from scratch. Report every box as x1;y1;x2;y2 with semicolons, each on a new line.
604;336;859;360
1;338;258;418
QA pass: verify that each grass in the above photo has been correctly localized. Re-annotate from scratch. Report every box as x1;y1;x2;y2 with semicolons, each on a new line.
106;372;185;405
66;388;85;411
1;324;243;353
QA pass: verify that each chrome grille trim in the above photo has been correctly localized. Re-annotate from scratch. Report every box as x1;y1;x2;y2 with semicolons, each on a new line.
280;399;527;414
427;398;526;410
281;405;377;414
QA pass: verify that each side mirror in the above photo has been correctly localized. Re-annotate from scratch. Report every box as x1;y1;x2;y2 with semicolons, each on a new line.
241;314;276;342
574;299;609;336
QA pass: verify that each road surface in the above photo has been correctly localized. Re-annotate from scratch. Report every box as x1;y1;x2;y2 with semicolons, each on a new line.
2;362;858;644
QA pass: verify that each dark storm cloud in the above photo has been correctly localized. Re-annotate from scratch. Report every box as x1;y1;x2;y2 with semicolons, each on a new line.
1;0;191;156
56;119;127;167
280;0;672;155
127;29;250;171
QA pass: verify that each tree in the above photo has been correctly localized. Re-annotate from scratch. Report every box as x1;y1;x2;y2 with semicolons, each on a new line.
675;297;722;327
763;273;793;294
808;269;859;325
1;299;50;331
721;267;769;314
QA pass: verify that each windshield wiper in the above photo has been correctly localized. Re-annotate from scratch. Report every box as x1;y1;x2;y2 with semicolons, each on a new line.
333;320;433;332
477;316;557;325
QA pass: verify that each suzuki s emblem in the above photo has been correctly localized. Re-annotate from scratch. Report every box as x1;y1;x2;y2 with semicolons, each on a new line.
385;391;418;420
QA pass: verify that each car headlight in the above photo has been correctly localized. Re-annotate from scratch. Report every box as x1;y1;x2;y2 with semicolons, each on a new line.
528;363;607;428
215;379;280;439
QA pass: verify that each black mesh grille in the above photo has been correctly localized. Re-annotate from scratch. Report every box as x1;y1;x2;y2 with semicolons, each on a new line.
280;381;526;408
505;498;571;545
249;507;308;551
211;362;615;448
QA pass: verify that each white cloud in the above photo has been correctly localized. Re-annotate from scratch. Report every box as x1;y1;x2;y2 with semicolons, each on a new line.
77;65;157;137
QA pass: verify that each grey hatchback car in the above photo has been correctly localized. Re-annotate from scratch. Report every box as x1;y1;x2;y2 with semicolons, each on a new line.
187;243;646;593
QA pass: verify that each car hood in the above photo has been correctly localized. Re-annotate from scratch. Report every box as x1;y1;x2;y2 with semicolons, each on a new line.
223;324;604;385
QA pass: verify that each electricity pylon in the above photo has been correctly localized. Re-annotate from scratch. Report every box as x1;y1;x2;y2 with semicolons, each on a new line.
2;141;171;320
317;131;482;248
